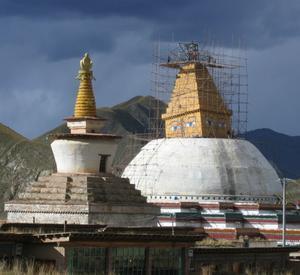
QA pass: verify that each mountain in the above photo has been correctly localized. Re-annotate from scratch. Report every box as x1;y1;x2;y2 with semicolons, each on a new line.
0;96;299;217
36;96;159;144
243;129;300;179
0;123;55;217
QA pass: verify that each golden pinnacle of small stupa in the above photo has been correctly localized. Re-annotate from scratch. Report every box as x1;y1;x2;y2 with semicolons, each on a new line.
74;53;97;118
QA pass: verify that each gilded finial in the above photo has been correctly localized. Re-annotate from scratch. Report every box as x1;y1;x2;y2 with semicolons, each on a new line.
77;53;95;81
80;53;93;71
74;53;97;117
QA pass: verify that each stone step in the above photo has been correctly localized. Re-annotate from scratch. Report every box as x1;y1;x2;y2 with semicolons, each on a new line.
66;189;143;199
36;175;134;188
22;185;142;198
99;177;131;185
74;187;143;197
32;181;68;189
38;175;72;183
90;193;147;203
39;187;66;194
26;187;66;194
65;190;147;202
69;187;87;194
71;176;130;184
69;193;88;201
18;190;147;203
69;181;136;191
16;174;147;204
19;192;66;201
37;182;136;193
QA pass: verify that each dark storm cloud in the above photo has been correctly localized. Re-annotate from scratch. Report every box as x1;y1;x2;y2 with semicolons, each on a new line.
0;17;153;138
248;39;300;136
0;17;117;61
1;0;300;50
0;1;299;138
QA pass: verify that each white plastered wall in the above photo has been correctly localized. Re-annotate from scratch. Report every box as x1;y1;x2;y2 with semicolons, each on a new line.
51;138;118;174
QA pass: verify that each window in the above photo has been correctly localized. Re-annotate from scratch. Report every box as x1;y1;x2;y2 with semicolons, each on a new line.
67;247;106;274
67;247;184;274
112;248;145;275
151;248;183;275
99;154;110;173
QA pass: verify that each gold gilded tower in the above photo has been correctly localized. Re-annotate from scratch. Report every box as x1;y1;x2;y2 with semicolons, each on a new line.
161;43;232;138
74;53;97;117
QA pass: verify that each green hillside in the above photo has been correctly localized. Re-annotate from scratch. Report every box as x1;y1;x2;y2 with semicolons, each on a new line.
0;124;55;217
0;122;26;149
35;96;159;143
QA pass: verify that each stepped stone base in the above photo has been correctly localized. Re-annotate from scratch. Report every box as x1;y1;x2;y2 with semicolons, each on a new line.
5;173;160;226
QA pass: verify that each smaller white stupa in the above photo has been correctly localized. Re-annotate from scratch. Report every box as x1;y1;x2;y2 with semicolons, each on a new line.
5;53;160;226
51;53;119;175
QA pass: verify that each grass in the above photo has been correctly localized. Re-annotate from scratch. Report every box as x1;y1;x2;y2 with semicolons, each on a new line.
0;123;26;143
0;259;62;275
195;237;237;247
286;179;300;203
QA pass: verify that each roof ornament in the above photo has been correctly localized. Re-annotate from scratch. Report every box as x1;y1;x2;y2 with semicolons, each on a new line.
77;53;95;80
74;53;97;117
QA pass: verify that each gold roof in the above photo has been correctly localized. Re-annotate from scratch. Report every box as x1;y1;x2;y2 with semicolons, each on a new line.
74;53;97;117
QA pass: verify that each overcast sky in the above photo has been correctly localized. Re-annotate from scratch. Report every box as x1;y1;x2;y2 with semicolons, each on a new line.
0;0;299;138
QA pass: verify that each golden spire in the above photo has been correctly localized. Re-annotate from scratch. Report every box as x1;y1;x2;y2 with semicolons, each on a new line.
74;53;97;117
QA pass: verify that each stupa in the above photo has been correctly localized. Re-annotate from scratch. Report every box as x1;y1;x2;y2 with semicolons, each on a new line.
122;42;293;231
5;53;159;226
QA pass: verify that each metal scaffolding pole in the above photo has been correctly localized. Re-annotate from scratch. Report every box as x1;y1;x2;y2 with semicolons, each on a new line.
282;177;286;247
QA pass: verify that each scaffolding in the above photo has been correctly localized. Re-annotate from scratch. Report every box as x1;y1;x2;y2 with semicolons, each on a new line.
113;40;248;175
149;41;248;139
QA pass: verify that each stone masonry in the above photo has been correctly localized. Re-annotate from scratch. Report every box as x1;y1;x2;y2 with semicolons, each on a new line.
5;173;160;226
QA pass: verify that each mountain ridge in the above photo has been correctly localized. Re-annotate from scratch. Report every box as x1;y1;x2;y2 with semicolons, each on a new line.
242;128;300;179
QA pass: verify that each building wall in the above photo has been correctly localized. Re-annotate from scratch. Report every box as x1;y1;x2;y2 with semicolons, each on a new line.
6;211;88;224
6;208;158;226
1;241;296;274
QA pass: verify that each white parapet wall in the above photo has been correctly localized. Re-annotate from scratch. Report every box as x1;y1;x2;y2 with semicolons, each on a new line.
51;138;118;174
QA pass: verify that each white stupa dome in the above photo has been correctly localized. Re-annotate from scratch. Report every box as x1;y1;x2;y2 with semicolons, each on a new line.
122;138;282;203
